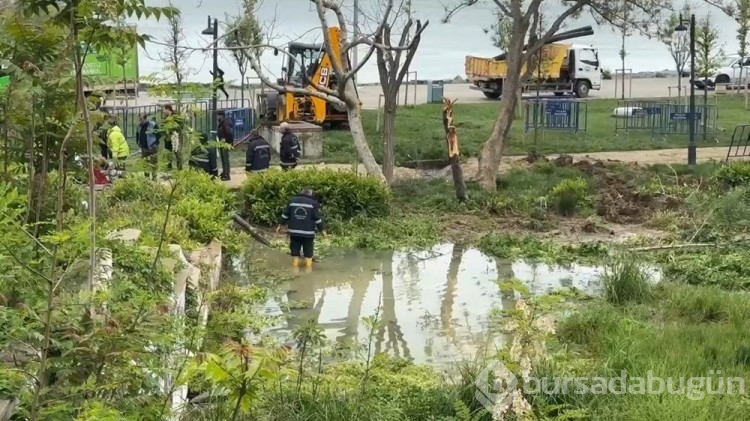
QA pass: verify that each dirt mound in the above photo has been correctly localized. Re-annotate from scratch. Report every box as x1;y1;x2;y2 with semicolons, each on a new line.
543;156;681;224
576;161;681;224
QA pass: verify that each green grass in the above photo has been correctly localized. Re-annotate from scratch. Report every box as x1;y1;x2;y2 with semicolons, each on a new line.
124;95;749;168
543;281;750;420
322;95;750;165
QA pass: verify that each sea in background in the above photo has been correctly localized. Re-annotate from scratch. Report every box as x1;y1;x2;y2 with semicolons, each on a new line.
134;0;743;85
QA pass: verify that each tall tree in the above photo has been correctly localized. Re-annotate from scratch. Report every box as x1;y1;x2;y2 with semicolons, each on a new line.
374;1;428;183
695;13;724;140
224;0;263;103
657;3;692;103
707;0;750;107
446;0;669;191
238;0;421;182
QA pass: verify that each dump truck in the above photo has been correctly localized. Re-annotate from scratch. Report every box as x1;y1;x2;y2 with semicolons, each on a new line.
465;26;602;99
257;26;357;128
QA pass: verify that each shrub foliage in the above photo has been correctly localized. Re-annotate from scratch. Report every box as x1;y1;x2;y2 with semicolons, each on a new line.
241;169;392;225
715;161;750;188
104;169;240;249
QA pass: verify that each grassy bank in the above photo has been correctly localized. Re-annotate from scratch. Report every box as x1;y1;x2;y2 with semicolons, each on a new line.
521;259;750;419
320;95;746;164
236;158;749;260
211;95;747;169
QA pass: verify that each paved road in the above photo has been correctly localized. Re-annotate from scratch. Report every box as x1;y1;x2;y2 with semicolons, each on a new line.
355;77;696;109
116;77;696;110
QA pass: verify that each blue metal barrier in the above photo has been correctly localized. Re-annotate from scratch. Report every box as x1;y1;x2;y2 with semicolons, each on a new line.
524;99;587;133
223;108;255;141
727;125;750;162
107;99;254;141
613;100;675;134
652;104;718;138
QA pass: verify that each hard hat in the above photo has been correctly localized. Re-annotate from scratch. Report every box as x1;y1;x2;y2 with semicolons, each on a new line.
279;121;289;131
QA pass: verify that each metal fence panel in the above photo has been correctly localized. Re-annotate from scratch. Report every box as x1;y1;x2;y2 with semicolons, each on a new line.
614;100;675;134
106;99;254;141
727;125;750;161
652;104;718;137
524;99;587;133
224;108;255;141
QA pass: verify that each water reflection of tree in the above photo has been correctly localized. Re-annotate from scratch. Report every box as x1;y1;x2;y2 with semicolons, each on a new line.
395;250;421;304
496;257;516;311
439;243;464;345
340;272;370;344
286;279;325;329
376;256;411;359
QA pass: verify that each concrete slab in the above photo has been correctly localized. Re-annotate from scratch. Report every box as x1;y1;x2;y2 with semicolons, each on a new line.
261;121;323;158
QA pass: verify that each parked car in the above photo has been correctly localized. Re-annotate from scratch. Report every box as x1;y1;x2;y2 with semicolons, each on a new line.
693;55;750;89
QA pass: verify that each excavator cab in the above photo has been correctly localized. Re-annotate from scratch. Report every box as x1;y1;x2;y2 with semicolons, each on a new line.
257;27;350;128
283;42;326;87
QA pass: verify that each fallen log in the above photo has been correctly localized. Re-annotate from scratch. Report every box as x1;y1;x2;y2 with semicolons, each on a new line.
441;97;468;202
232;213;272;247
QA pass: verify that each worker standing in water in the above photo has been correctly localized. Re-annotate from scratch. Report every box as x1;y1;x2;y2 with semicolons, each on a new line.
276;187;326;269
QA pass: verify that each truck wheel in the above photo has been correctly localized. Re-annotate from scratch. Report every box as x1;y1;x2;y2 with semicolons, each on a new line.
574;80;590;98
715;74;730;84
483;91;501;99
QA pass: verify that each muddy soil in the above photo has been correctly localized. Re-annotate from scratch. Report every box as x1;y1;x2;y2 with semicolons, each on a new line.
551;155;682;224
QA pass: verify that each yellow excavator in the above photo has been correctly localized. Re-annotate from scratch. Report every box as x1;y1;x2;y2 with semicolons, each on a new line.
257;26;357;128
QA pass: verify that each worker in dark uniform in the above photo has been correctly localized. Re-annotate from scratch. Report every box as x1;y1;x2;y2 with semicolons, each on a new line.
210;67;230;100
188;132;218;178
244;129;271;173
278;122;300;171
276;187;326;269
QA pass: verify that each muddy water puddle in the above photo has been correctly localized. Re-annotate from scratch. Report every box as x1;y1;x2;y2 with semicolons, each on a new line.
251;243;643;365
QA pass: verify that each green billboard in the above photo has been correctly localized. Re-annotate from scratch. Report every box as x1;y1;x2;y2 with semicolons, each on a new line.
81;41;139;83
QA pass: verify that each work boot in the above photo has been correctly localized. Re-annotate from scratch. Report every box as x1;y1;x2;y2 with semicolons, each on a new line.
305;258;313;268
292;257;300;267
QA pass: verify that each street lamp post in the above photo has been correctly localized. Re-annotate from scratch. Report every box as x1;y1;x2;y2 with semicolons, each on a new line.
675;14;696;165
202;16;219;133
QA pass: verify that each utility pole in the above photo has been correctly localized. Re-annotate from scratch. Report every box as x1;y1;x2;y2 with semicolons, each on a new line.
201;16;219;133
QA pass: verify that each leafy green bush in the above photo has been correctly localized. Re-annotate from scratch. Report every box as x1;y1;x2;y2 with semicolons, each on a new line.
715;161;750;188
104;169;242;250
549;177;590;216
241;168;392;225
172;169;236;212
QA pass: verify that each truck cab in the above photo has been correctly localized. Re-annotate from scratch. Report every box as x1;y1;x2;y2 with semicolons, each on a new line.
465;26;602;99
563;45;603;96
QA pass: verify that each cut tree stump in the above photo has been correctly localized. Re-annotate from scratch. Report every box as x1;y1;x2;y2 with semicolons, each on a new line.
441;97;468;202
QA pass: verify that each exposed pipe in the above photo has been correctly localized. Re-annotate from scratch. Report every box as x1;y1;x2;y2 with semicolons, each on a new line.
492;26;594;61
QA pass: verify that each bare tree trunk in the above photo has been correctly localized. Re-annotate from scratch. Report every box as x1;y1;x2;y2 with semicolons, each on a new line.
442;98;467;201
240;72;245;103
381;100;397;183
477;77;521;191
343;81;385;181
